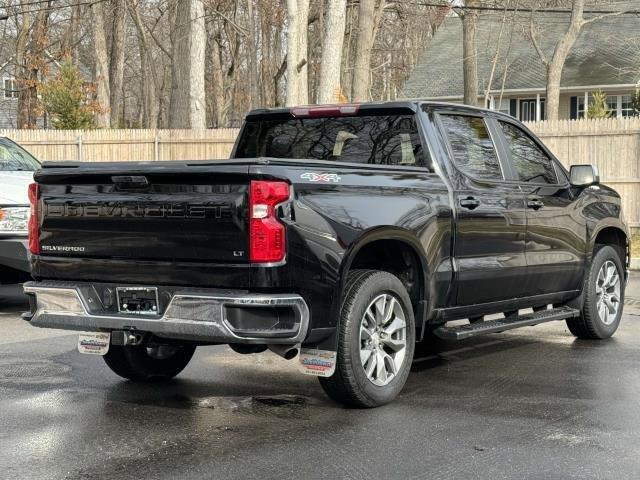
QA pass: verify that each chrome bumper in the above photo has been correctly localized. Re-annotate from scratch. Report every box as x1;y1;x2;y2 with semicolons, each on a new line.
23;281;309;344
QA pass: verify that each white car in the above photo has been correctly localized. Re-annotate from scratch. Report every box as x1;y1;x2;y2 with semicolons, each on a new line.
0;137;39;284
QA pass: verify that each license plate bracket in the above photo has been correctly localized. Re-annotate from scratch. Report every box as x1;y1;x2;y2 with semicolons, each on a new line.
116;287;159;315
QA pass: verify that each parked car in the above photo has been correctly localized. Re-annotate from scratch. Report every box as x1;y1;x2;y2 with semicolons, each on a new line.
0;137;39;284
23;101;628;407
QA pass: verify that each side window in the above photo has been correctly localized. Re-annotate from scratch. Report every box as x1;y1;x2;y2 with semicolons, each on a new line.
439;114;502;180
499;121;558;184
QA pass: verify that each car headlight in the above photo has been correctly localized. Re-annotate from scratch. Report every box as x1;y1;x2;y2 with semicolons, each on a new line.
0;207;30;235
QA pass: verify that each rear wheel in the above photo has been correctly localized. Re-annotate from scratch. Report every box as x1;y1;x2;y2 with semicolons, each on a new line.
319;270;415;408
567;245;624;339
103;343;196;381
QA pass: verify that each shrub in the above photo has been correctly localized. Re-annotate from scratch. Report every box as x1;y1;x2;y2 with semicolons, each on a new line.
40;61;99;129
586;90;612;119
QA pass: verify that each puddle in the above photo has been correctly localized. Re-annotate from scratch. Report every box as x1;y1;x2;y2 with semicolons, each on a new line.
128;393;199;410
252;395;308;407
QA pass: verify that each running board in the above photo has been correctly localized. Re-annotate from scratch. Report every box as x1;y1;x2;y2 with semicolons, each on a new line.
433;306;580;341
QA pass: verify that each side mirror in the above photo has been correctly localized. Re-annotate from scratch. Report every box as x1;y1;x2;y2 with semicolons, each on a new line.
570;164;600;187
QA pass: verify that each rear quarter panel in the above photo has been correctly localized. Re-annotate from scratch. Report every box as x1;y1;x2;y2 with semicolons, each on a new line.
249;162;453;344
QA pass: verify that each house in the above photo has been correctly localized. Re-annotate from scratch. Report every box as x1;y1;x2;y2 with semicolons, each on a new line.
0;76;19;128
0;63;92;129
402;3;640;121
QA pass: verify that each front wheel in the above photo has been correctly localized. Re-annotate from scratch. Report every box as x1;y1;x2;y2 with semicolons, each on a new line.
567;245;624;339
103;343;196;381
319;270;415;408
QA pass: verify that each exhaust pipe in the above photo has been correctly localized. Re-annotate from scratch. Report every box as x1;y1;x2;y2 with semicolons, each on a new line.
268;344;299;360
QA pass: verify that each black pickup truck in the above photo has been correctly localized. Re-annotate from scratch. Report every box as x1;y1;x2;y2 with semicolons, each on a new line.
23;101;629;407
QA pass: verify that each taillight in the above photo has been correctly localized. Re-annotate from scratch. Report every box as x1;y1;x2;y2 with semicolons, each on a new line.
249;180;289;263
28;183;39;255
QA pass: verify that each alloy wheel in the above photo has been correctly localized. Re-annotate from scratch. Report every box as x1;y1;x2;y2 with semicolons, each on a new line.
595;260;621;325
359;293;407;386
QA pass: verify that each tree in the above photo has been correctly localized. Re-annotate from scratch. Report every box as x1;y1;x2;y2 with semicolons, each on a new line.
285;0;309;106
318;0;347;104
129;0;161;128
40;61;97;129
90;1;111;128
351;0;382;102
530;0;625;120
16;2;51;128
587;90;611;119
109;0;127;127
246;0;259;109
169;0;206;128
0;0;445;128
460;0;479;106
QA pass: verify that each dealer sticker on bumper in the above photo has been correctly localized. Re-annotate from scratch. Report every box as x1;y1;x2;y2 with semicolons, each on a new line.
78;333;111;356
298;348;336;377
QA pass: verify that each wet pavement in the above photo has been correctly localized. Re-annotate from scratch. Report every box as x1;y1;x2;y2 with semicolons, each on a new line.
2;279;640;479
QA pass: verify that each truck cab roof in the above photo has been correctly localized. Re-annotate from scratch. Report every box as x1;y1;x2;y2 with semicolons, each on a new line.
245;100;504;121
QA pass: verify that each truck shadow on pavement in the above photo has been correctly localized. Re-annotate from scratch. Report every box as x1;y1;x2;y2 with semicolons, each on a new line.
98;333;545;413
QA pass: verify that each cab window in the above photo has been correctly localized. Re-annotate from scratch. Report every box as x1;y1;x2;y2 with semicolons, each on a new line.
499;121;558;184
439;114;502;181
235;114;432;170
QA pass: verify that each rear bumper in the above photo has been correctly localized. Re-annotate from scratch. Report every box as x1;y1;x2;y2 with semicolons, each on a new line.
23;281;309;344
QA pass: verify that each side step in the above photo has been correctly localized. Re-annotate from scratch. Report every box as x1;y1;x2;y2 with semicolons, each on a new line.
433;306;580;341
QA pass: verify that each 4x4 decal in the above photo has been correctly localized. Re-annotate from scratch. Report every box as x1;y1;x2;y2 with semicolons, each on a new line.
300;172;342;183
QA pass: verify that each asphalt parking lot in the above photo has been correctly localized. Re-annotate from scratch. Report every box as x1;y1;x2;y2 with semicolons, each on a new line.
3;278;640;480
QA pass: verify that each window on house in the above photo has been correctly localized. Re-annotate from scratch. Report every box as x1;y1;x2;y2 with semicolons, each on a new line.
575;94;637;119
493;98;511;116
621;95;635;117
439;114;502;181
577;96;590;119
3;78;18;99
518;98;545;122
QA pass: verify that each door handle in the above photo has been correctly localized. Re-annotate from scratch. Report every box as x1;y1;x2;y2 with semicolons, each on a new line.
527;199;544;210
459;197;480;210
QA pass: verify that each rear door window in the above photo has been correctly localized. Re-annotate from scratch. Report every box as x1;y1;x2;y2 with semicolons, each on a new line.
439;114;502;181
235;114;431;170
498;121;558;184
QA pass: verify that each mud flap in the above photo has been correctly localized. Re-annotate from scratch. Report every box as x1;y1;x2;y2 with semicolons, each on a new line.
78;332;110;355
298;348;337;377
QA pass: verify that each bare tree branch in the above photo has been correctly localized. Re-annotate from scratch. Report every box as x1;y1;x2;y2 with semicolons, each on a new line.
529;12;548;66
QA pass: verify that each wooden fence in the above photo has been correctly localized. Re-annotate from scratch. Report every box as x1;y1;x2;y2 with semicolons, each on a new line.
0;129;240;162
527;118;640;228
2;118;640;227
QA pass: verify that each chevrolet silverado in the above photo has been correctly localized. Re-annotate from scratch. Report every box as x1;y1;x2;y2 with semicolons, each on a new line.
23;101;629;407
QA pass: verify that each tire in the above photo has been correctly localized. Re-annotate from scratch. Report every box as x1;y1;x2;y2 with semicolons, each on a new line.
319;270;415;408
567;245;625;340
103;343;196;381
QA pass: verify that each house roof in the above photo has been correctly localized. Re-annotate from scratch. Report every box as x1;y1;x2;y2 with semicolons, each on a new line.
402;4;640;99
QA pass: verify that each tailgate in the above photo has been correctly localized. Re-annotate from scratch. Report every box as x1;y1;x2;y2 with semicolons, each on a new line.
35;162;250;264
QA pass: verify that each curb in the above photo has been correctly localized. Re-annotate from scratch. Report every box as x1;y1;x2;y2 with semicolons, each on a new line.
631;258;640;271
